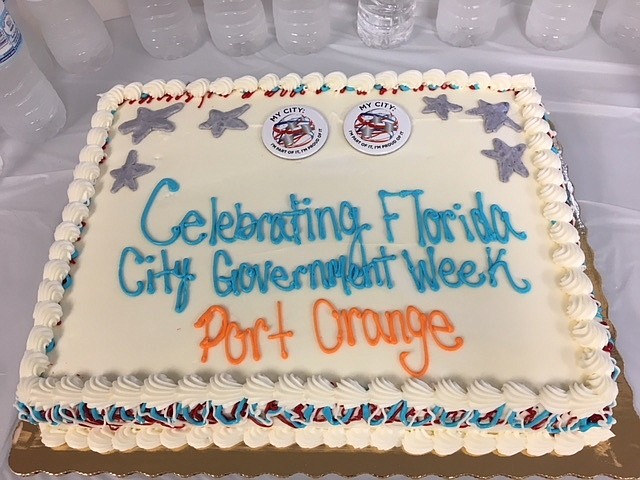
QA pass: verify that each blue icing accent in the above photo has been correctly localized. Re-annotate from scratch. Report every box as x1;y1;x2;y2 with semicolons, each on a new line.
551;146;560;154
179;403;210;426
271;87;281;93
399;85;410;91
345;86;355;92
71;249;79;260
140;93;149;99
439;409;471;428
470;405;505;429
62;275;73;290
428;85;438;90
321;85;330;92
45;339;56;353
214;398;247;426
248;404;283;426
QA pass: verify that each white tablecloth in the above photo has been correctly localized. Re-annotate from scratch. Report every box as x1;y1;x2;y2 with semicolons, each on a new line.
1;1;639;478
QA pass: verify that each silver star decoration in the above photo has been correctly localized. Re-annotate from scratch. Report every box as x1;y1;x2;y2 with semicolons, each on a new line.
199;104;251;138
110;150;155;193
118;103;185;144
422;94;463;120
466;100;522;133
481;139;528;183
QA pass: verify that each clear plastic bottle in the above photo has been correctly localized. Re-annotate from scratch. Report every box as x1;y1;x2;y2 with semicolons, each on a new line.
5;0;54;75
357;0;416;49
0;2;66;142
127;0;204;60
203;0;268;56
525;0;597;50
436;0;501;47
26;0;113;74
600;0;640;53
273;0;331;55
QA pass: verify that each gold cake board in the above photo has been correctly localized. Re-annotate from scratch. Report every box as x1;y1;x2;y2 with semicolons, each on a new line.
9;231;640;478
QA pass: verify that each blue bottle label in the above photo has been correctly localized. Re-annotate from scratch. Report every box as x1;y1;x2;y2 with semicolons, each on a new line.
0;2;22;64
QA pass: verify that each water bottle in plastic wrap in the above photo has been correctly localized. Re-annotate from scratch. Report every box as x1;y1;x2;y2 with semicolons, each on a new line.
525;0;597;50
203;0;268;56
436;0;501;47
357;0;416;49
273;0;331;55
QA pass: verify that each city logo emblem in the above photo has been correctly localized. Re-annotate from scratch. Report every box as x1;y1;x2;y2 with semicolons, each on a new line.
262;106;329;159
343;101;412;155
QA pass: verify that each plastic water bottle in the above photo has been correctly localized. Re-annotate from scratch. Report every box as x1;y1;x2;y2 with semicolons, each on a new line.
0;2;66;142
127;0;204;60
600;0;640;53
436;0;501;47
357;0;416;49
273;0;331;55
26;0;113;74
203;0;268;56
525;0;597;50
5;0;54;75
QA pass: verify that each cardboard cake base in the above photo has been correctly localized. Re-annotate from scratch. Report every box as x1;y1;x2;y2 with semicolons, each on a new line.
9;223;640;478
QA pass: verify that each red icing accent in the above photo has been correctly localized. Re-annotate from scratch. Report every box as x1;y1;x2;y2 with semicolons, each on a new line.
241;91;254;99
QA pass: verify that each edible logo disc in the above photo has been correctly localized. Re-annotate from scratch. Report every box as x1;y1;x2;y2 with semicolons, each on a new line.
343;101;412;155
262;106;329;159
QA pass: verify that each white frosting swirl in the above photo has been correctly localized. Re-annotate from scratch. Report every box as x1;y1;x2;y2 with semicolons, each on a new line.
374;70;398;89
233;75;258;93
258;73;279;91
19;351;49;378
42;259;70;282
25;377;57;408
302;72;324;92
536;166;566;186
48;240;74;261
273;373;305;409
82;376;113;409
141;373;178;409
523;116;550;135
296;426;324;448
37;279;64;303
73;162;101;183
212;426;243;448
464;430;496;456
62;202;89;224
90;110;114;129
176;374;208;408
571;320;609;350
347;72;376;92
566;294;598;321
52;375;84;407
489;73;512;91
398;69;423;89
305;375;335;407
528;132;553;151
185;425;214;449
40;423;68;448
433;428;464;455
142;79;166;98
165;79;187;97
495;431;527;456
539;385;571;414
244;373;275;406
515;88;542;106
552;243;586;268
65;425;90;450
279;73;302;91
542;201;574;223
369;377;402;408
54;222;81;243
67;178;95;203
33;301;63;327
209;77;235;95
269;425;296;448
502;381;538;411
525;431;555;456
445;70;469;88
244;425;270;448
324;71;347;91
538;184;567;203
324;428;347;448
422;69;446;87
531;150;560;169
123;82;144;101
549;221;579;244
370;427;402;450
334;378;368;408
401;378;435;410
522;103;546;120
468;71;491;88
208;373;243;406
97;85;124;111
160;428;188;450
581;349;615;377
345;424;370;449
511;73;536;90
26;325;54;353
434;379;468;411
111;375;143;409
186;78;210;97
136;425;163;450
559;268;593;295
79;144;105;164
112;425;140;452
467;380;504;413
553;431;585;456
86;127;108;147
402;429;434;455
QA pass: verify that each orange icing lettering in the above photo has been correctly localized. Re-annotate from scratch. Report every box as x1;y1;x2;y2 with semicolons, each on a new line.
195;302;293;365
312;298;464;378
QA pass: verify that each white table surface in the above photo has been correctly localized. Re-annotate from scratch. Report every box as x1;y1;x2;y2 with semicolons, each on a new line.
1;1;639;478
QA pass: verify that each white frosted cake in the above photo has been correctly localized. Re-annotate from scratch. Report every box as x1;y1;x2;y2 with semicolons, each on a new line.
15;69;618;456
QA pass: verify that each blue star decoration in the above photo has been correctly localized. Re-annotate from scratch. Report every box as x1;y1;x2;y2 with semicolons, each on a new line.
110;150;155;193
118;103;185;144
466;100;522;133
422;94;463;120
481;138;529;183
199;104;251;138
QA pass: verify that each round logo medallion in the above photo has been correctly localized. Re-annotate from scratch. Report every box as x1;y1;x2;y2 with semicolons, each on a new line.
262;106;329;159
343;101;412;155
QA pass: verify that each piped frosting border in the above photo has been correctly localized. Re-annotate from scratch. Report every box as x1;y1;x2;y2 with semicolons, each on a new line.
16;70;619;455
